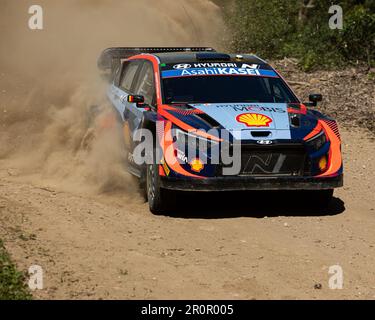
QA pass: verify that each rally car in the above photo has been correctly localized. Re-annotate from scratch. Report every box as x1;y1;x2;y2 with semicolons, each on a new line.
98;47;343;214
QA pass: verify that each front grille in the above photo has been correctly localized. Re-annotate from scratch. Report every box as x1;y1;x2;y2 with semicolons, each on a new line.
232;145;307;177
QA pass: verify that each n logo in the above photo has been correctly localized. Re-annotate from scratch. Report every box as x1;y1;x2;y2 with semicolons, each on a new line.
244;154;286;174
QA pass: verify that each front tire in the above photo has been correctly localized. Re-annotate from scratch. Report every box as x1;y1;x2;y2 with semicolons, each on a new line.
146;162;174;215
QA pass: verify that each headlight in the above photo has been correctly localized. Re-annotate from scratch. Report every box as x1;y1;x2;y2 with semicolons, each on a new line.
306;130;327;151
175;129;218;151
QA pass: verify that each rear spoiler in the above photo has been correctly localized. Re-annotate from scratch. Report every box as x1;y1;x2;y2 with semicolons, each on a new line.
97;47;216;75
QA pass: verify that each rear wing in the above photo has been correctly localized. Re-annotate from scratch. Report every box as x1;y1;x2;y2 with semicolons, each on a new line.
97;47;216;76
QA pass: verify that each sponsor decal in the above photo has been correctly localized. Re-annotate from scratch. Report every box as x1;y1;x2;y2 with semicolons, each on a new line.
190;158;204;173
177;150;188;163
162;162;170;176
216;104;286;113
257;140;273;145
240;63;260;69
162;68;278;78
171;62;260;69
160;158;170;176
236;113;272;127
173;64;192;69
194;62;237;68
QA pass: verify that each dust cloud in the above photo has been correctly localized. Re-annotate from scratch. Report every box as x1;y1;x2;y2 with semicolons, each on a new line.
0;0;224;194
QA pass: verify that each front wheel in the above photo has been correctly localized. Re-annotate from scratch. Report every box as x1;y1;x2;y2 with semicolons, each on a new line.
146;162;174;215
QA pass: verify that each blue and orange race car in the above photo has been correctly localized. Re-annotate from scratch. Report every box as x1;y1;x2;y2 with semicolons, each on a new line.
98;47;343;214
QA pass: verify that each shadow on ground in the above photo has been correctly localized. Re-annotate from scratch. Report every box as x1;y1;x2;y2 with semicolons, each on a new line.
167;190;345;219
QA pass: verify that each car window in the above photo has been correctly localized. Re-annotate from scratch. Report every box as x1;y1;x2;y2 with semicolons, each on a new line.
268;79;292;103
120;61;140;92
163;76;298;104
113;64;122;87
133;62;156;106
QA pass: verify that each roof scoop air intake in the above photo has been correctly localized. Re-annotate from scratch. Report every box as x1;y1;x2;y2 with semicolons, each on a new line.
196;53;231;61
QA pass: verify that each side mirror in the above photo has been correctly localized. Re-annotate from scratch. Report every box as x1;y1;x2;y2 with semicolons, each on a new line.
127;95;145;107
307;93;323;107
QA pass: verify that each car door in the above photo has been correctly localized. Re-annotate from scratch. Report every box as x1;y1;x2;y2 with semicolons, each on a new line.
123;61;157;169
107;60;141;155
115;60;156;167
113;60;142;120
127;61;157;136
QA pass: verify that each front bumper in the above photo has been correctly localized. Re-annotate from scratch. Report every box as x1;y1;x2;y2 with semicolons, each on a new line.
160;174;343;192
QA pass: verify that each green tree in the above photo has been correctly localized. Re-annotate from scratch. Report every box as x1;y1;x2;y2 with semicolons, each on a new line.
226;0;375;70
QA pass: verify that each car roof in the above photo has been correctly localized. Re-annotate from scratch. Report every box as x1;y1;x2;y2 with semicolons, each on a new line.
152;52;270;67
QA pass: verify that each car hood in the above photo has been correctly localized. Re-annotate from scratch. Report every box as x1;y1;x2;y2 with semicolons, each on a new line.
190;103;291;140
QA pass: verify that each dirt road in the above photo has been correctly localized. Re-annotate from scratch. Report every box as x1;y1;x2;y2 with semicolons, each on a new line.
1;0;374;300
1;128;374;300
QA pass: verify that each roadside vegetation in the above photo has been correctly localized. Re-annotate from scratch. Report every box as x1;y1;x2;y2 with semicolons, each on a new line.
215;0;375;71
0;240;32;300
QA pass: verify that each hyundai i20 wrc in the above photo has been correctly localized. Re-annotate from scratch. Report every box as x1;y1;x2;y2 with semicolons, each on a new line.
98;47;343;214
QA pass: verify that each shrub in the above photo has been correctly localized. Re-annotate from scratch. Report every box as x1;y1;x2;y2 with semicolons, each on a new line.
225;0;375;70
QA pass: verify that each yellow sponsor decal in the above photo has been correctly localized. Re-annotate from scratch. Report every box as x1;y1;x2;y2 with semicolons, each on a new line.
162;159;170;176
190;158;204;173
236;113;272;127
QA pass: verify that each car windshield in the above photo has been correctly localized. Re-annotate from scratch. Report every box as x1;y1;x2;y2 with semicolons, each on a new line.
162;76;298;104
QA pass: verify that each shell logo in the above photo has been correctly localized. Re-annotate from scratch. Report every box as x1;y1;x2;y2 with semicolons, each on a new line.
236;113;272;127
190;158;204;173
